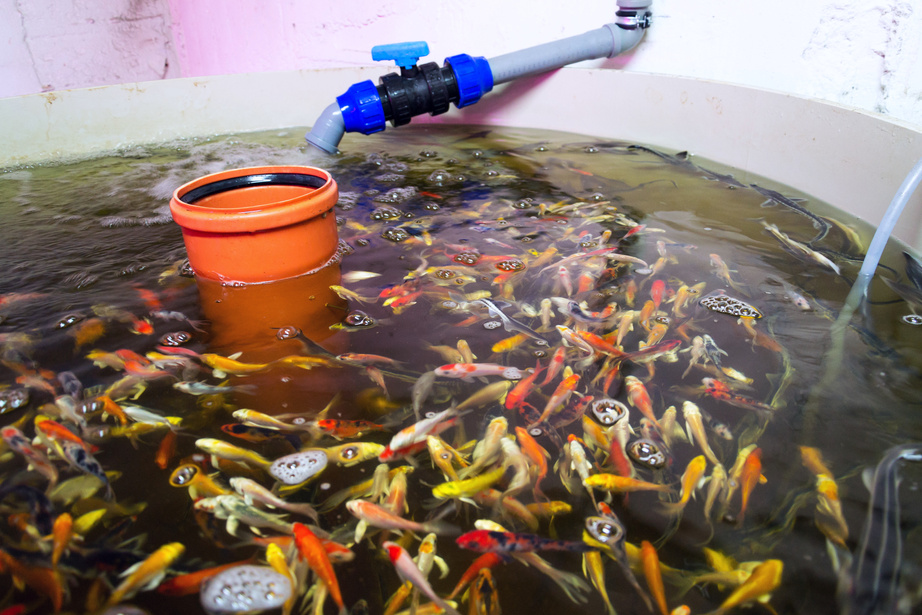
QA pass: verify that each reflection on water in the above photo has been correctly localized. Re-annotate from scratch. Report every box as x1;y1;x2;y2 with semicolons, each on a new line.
1;125;921;615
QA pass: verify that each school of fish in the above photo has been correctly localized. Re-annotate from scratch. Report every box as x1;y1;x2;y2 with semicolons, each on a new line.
0;135;920;615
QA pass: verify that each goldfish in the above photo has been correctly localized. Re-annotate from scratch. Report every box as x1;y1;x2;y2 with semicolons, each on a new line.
292;522;346;614
713;559;783;614
427;435;465;481
583;515;653;612
583;473;673;495
661;455;707;517
106;542;185;607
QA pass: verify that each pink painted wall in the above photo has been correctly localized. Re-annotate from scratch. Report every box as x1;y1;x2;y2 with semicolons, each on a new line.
2;0;921;127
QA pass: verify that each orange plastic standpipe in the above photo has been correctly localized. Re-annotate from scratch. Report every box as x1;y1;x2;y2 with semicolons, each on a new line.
169;166;339;284
169;166;348;412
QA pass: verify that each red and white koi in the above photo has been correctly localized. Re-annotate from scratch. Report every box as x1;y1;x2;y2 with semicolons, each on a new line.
433;363;523;382
379;407;463;461
382;541;460;615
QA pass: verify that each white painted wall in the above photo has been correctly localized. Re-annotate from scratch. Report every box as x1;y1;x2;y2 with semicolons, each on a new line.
2;0;921;127
0;0;179;97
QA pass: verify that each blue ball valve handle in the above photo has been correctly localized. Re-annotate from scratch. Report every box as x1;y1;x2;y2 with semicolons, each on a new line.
336;40;494;135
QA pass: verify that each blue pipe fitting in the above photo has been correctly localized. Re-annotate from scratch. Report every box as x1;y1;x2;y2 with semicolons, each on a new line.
446;53;494;108
337;80;386;135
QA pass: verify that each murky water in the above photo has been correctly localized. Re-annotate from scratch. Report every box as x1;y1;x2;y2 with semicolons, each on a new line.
1;125;922;615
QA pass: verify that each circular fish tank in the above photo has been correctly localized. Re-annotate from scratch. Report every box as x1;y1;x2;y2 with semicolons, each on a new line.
1;68;922;615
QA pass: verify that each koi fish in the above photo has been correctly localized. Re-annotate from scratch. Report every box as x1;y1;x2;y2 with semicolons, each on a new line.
456;530;591;553
345;499;453;535
157;558;254;597
292;522;346;614
229;477;319;522
640;540;670;615
195;438;272;472
735;447;763;526
448;553;506;600
661;455;707;517
434;363;523;382
584;473;673;495
712;559;783;614
313;418;389;440
106;542;185;607
383;541;461;615
682;401;721;465
527;373;580;429
624;375;663;431
380;407;463;461
432;465;507;501
169;464;232;499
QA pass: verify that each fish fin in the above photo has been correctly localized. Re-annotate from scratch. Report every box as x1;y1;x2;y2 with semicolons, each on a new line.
228;352;243;360
862;467;874;491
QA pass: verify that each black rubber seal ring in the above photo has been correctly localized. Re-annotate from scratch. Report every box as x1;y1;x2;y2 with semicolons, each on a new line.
180;172;327;204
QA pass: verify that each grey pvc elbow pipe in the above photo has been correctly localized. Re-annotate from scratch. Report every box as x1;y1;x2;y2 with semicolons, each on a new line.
489;22;646;86
305;102;346;154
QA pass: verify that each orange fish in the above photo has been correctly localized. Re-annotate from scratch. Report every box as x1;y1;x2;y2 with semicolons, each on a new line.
650;279;666;311
292;522;346;613
312;418;388;440
155;430;178;470
0;550;64;613
624;375;663;431
661;455;707;517
505;361;545;412
527;373;580;428
156;558;253;596
515;426;550;501
736;447;763;525
640;540;669;615
50;513;73;569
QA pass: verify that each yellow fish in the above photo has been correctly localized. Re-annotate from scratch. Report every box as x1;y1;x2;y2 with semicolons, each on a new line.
106;542;185;606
